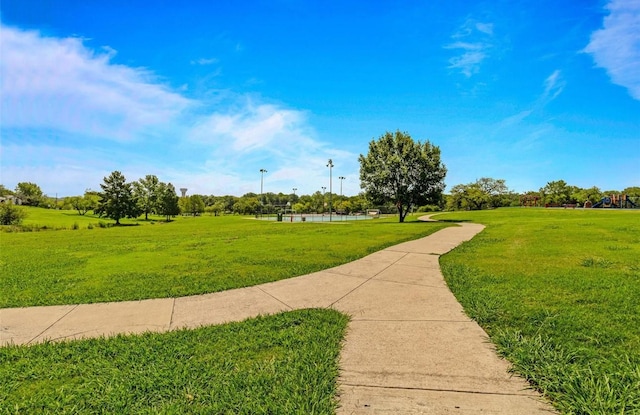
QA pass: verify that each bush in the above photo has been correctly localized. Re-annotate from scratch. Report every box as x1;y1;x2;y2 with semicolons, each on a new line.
0;203;27;225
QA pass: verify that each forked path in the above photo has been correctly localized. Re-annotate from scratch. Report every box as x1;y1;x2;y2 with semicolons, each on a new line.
0;222;556;414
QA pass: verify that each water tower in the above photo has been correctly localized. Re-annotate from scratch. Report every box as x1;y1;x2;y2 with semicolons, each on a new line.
180;188;188;197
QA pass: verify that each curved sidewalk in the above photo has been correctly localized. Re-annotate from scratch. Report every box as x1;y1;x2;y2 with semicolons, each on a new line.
0;222;556;414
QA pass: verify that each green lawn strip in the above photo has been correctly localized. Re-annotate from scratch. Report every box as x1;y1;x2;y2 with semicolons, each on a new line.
1;211;450;308
0;309;349;414
436;208;640;414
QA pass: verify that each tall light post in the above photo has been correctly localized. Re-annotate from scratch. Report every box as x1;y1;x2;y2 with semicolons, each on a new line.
260;168;267;210
292;187;297;196
338;176;345;220
327;159;334;221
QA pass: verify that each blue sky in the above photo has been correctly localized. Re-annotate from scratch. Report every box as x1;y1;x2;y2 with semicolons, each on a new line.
1;0;638;197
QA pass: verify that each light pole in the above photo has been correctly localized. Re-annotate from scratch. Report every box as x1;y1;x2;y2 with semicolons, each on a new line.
338;176;345;220
260;169;267;212
321;186;326;217
292;187;297;196
338;176;345;197
327;159;334;221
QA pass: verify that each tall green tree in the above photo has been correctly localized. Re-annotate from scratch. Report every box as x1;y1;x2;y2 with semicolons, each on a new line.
15;182;44;206
359;130;446;222
133;175;160;220
96;171;138;225
188;195;205;216
157;182;180;221
540;180;571;205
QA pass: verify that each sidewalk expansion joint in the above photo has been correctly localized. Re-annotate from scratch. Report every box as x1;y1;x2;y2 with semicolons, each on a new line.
168;298;177;329
339;382;538;398
28;304;79;345
256;286;293;310
330;253;409;307
350;318;475;323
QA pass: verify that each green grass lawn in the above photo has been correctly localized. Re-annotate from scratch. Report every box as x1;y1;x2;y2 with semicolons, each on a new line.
0;208;450;308
0;309;348;414
435;208;640;414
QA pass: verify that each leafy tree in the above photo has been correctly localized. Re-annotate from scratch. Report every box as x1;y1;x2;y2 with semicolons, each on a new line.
540;180;571;205
571;186;602;204
69;193;99;215
15;182;44;206
0;202;27;225
623;187;640;198
133;175;160;220
188;195;205;216
233;197;260;215
0;185;14;197
157;182;180;221
359;130;446;222
447;178;510;210
96;171;139;225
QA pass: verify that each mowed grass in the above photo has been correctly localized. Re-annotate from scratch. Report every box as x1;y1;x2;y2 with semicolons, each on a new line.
0;309;349;414
0;209;450;308
435;208;640;414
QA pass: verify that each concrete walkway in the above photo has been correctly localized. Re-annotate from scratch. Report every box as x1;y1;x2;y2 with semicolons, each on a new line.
0;222;556;414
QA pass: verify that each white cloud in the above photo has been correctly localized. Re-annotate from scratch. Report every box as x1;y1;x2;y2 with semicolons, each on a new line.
584;0;640;100
189;102;317;153
0;24;193;141
541;69;565;103
0;23;357;197
190;57;219;65
445;19;494;77
475;22;494;35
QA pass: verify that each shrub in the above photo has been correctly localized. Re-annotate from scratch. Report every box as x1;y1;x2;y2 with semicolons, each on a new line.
0;203;27;225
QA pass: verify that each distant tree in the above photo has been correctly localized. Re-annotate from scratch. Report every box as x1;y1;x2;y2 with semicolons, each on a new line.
571;186;602;204
359;131;446;222
133;175;160;220
623;187;640;197
157;182;180;221
0;185;14;197
447;178;510;210
69;192;99;215
96;171;139;225
15;182;44;206
208;201;225;216
233;197;260;215
540;180;571;205
0;202;27;225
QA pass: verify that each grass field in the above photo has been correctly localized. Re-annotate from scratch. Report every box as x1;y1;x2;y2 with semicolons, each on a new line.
0;309;348;414
0;208;450;308
435;208;640;414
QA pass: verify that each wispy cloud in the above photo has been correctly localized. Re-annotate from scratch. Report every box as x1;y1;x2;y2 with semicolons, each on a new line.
445;20;494;77
0;23;353;196
190;57;219;65
0;24;193;141
540;69;565;104
495;70;564;130
584;0;640;100
190;103;316;153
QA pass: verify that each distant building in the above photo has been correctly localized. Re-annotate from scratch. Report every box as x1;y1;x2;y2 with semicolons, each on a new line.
0;195;23;205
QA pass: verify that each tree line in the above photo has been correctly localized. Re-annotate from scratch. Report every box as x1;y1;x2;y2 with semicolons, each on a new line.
2;131;637;225
447;178;640;211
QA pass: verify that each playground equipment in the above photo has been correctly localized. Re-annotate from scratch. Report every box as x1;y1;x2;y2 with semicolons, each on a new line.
591;194;638;209
520;195;540;207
